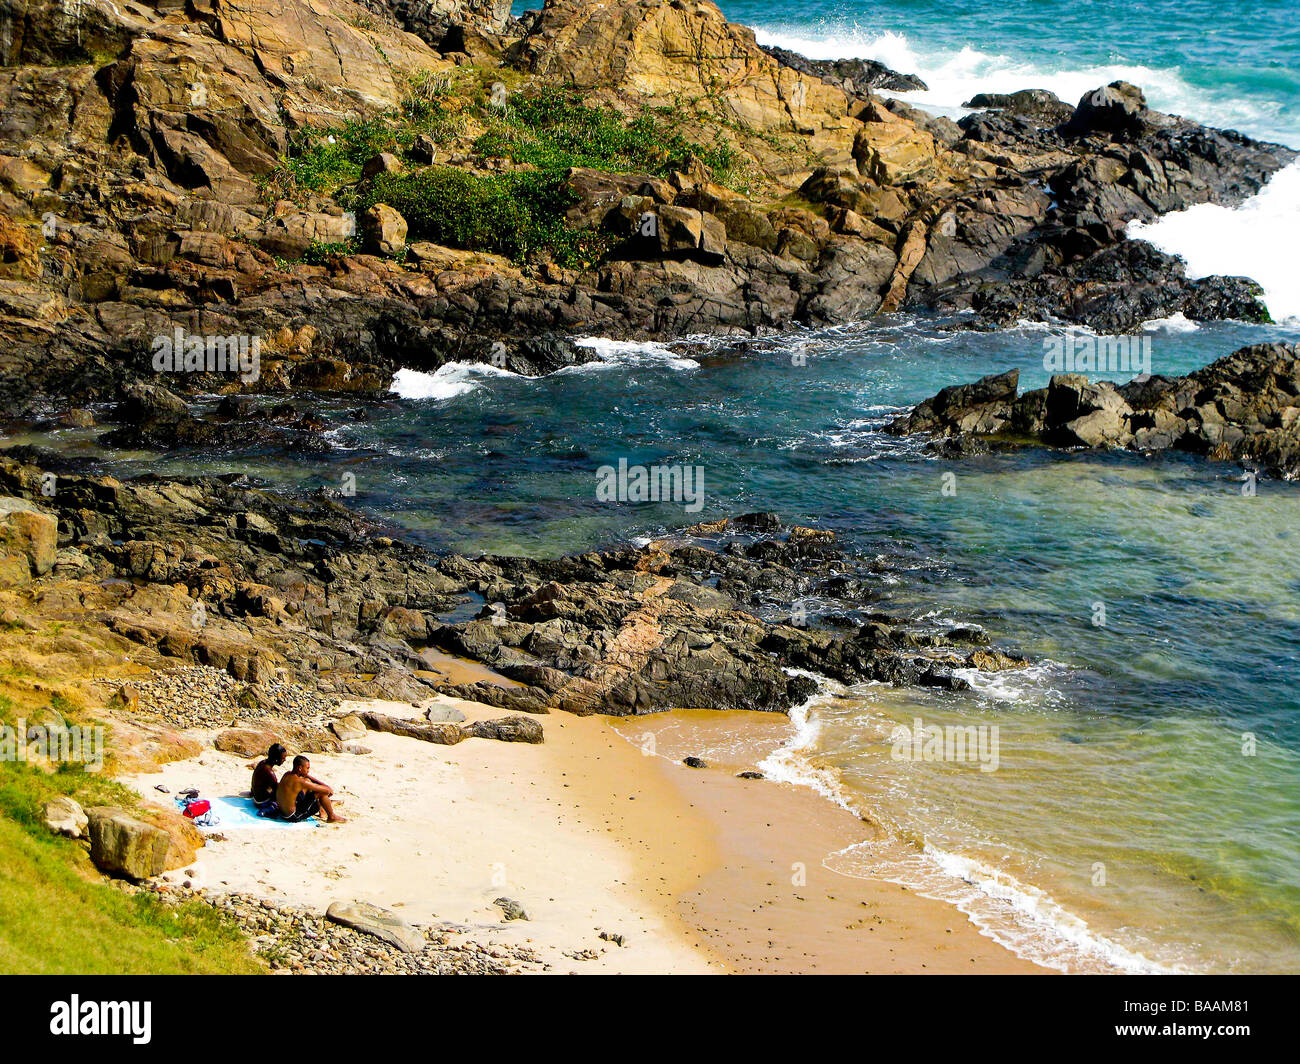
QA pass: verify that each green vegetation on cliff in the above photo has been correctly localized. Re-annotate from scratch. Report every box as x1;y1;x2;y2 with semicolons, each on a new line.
356;167;614;265
471;88;739;182
269;79;742;265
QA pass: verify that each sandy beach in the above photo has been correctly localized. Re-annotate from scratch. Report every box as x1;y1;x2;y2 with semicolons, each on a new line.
124;695;1043;974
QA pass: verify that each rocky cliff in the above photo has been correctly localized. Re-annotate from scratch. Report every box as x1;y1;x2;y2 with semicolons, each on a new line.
0;0;1293;421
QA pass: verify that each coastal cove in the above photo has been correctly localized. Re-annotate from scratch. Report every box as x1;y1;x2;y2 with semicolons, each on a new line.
17;312;1300;974
1;0;1298;982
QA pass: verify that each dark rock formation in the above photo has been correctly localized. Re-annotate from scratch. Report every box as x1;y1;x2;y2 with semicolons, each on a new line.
0;454;1032;717
0;0;1291;422
888;343;1300;478
912;80;1293;330
963;90;1074;124
760;44;928;94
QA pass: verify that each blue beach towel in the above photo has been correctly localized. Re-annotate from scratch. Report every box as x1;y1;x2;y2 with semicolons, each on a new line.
198;795;321;831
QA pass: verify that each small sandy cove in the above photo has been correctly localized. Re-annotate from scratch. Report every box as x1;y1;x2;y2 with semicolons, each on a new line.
124;696;1044;974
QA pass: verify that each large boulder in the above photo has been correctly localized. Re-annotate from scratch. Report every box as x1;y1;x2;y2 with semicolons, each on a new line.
649;206;727;264
115;383;189;424
257;209;357;259
466;715;544;743
357;710;467;744
0;496;57;584
86;807;170;880
43;796;88;839
330;714;368;742
138;806;205;871
215;728;282;758
888;370;1019;436
1063;81;1150;138
360;204;408;256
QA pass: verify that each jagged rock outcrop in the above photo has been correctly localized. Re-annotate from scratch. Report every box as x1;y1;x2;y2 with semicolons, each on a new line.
760;44;927;94
888;342;1300;478
912;81;1293;329
0;495;57;583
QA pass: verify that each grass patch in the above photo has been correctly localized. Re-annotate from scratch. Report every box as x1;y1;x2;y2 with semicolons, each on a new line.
262;79;754;264
0;642;259;975
473;87;740;183
263;70;467;202
0;761;261;974
274;117;401;195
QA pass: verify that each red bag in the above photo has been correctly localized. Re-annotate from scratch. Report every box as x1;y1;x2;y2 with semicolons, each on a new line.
181;799;211;819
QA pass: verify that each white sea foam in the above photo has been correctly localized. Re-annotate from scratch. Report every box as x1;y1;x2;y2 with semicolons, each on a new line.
390;362;516;400
1129;160;1300;323
391;337;697;397
954;660;1073;707
830;839;1179;973
1140;311;1200;333
752;25;1292;144
572;336;700;370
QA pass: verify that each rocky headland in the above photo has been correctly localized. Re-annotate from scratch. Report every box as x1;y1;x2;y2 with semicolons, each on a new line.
0;452;1027;726
4;0;1296;974
0;0;1294;433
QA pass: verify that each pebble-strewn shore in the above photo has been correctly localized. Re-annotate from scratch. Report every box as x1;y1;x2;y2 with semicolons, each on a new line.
132;884;546;975
100;666;338;730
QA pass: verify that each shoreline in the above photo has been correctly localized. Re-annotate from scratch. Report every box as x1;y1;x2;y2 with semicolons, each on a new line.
123;695;1045;974
608;709;1049;974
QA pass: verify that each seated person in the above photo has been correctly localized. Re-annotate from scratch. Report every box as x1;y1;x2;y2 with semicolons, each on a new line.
275;755;347;823
251;743;288;811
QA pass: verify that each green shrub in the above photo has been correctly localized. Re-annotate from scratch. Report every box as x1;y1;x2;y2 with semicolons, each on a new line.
357;167;614;267
473;88;739;182
303;239;359;264
283;118;403;192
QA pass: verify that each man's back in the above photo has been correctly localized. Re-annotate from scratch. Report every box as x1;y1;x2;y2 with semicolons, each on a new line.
251;760;278;804
276;771;305;811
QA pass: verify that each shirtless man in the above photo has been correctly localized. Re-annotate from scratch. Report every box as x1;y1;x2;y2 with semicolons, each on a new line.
251;743;287;809
275;755;347;823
